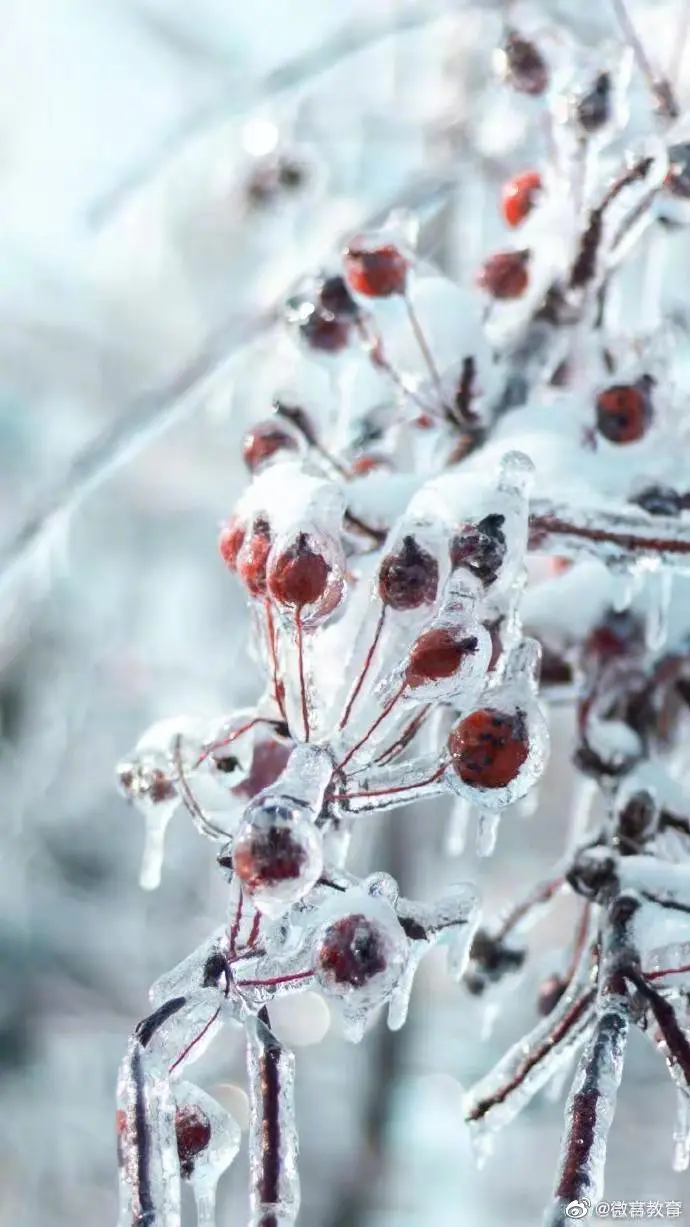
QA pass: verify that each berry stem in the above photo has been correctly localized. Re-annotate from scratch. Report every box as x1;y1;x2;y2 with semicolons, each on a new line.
236;970;314;990
403;292;445;403
339;607;386;730
528;501;690;563
336;681;407;773
265;604;288;722
609;0;679;118
295;609;310;742
168;1007;221;1074
173;736;232;841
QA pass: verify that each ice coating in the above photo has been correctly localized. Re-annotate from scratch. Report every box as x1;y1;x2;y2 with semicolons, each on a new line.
106;19;690;1222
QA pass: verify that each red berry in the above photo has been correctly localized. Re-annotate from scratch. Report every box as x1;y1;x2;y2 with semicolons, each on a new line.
665;143;690;199
318;273;360;319
315;914;387;989
242;422;298;473
378;535;439;611
476;250;530;300
344;242;408;298
285;294;352;354
450;514;507;587
495;30;549;96
405;628;479;689
231;738;293;801
232;818;311;892
350;453;390;476
268;533;332;610
502;170;542;227
448;708;529;789
237;517;272;597
595;378;653;444
175;1105;212;1179
219;517;246;572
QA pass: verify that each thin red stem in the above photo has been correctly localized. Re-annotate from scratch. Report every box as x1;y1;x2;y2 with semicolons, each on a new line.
404;292;444;403
168;1007;221;1074
195;716;278;768
336;682;406;773
339;607;386;730
373;704;431;766
235;970;314;990
265;603;287;722
646;961;690;982
337;762;446;802
295;610;310;742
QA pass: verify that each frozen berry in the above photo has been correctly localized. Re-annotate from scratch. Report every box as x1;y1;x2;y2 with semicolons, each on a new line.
502;170;542;227
315;913;387;989
231;797;323;914
405;628;479;689
237;517;272;597
448;708;529;790
575;72;612;136
476;250;530;300
344;242;408;298
232;738;293;801
450;514;507;586
285;293;352;355
242;422;298;473
378;535;439;610
218;517;246;572
268;533;331;610
595;377;653;444
175;1105;212;1179
494;30;549;96
319;274;360;319
350;453;391;476
583;609;640;662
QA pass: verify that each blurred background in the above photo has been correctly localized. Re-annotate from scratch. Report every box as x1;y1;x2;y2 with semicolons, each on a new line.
1;1;689;1224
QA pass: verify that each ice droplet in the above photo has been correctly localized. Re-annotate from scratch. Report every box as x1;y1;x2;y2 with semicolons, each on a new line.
476;809;501;858
672;1088;690;1172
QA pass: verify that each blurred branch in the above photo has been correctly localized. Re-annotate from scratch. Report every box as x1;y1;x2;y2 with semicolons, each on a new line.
0;177;453;601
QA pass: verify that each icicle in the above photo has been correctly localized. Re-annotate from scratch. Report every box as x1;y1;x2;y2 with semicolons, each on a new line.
140;808;173;892
672;1088;690;1172
611;561;640;612
174;1082;241;1227
246;1012;300;1227
476;809;501;858
567;776;598;852
645;566;672;652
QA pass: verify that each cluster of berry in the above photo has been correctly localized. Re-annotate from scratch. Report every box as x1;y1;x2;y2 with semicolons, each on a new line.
113;7;690;1227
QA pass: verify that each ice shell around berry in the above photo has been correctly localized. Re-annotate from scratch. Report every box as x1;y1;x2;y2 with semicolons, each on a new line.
310;892;408;1035
232;795;324;916
445;697;550;812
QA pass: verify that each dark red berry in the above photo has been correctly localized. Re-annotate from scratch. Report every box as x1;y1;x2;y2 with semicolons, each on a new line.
344;242;408;298
583;609;640;662
496;30;549;96
175;1105;212;1179
300;306;351;353
405;628;478;689
378;535;439;611
242;422;298;473
595;377;653;444
476;250;530;300
502;170;542;227
319;274;360;319
448;708;529;789
268;533;332;609
232;823;310;892
350;453;391;476
575;72;612;136
231;739;293;801
219;517;246;572
450;514;507;586
316;914;387;988
237;517;272;597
